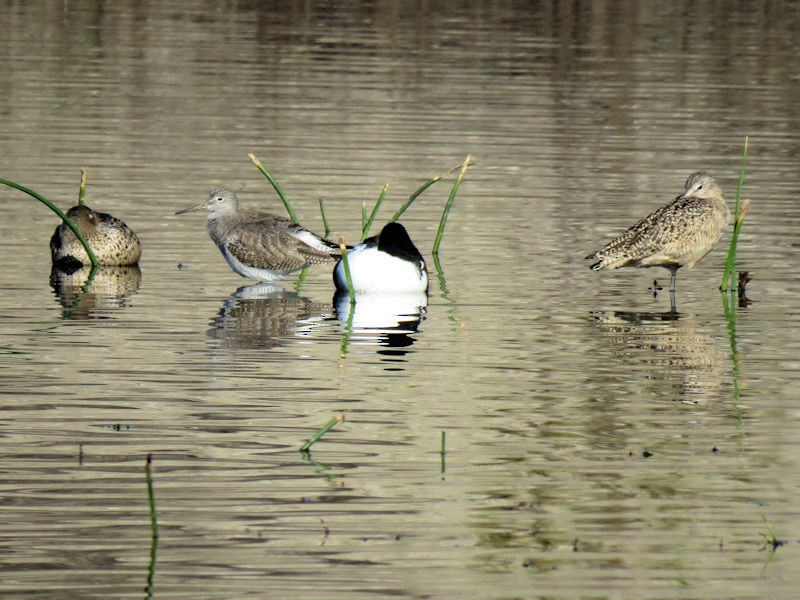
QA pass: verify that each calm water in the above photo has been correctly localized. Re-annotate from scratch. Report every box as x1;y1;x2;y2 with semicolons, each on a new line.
2;1;799;598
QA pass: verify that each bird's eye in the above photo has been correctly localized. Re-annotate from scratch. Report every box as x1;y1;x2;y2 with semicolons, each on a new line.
216;196;223;202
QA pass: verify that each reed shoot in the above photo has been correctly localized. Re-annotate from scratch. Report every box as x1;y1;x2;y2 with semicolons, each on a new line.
319;198;331;237
300;413;345;453
248;153;299;223
337;237;356;303
433;154;472;255
391;158;474;222
0;178;100;268
78;167;88;206
440;431;447;474
145;453;159;541
362;183;389;240
721;137;749;292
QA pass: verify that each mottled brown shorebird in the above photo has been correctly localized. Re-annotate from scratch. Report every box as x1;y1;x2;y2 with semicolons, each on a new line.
50;205;142;269
176;188;340;282
586;171;730;296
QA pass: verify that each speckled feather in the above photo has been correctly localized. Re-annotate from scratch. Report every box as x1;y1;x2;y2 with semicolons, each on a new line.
50;205;142;268
586;171;730;272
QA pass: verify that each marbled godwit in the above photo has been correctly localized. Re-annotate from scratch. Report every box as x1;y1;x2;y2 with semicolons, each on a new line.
586;171;730;298
334;222;428;294
50;205;142;269
176;188;340;282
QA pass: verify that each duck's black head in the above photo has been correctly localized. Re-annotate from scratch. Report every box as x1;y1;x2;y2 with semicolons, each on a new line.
376;222;424;264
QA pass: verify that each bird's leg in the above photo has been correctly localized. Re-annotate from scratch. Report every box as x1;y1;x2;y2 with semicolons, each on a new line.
668;267;678;313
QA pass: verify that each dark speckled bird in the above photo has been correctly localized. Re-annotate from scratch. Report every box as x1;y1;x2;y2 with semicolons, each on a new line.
50;205;142;269
175;188;341;282
586;171;730;294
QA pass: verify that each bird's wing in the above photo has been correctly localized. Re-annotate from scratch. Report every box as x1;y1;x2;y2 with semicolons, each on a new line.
285;223;341;261
223;217;337;271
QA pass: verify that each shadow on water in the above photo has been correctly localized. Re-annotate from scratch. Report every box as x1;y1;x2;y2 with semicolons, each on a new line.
50;264;141;319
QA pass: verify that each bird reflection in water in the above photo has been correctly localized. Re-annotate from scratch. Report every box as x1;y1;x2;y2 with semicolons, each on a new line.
50;264;141;319
334;290;427;351
590;309;724;404
208;283;332;351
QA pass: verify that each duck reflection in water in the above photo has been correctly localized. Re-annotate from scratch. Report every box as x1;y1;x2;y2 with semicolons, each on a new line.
589;309;724;404
208;283;332;351
50;264;142;319
333;222;428;351
334;290;426;350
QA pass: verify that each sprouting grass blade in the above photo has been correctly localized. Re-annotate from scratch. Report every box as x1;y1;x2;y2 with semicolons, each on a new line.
318;198;331;237
248;153;298;222
337;237;356;304
362;183;388;240
300;413;345;453
145;454;159;541
433;155;472;255
391;158;474;223
78;167;88;206
721;137;749;292
0;178;100;268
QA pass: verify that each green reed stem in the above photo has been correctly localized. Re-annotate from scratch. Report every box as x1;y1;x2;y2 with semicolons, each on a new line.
337;237;356;303
362;183;389;240
319;198;331;237
361;202;367;234
300;413;345;453
144;453;158;599
78;167;88;206
440;431;446;474
248;153;298;223
433;155;472;255
391;160;471;223
721;137;749;292
0;178;100;268
145;454;159;541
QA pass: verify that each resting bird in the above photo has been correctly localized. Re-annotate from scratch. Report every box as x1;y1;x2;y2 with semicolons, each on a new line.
50;205;142;269
585;171;730;295
176;188;340;282
334;222;428;294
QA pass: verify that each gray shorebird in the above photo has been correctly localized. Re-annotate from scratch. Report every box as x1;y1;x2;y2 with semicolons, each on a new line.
50;205;142;269
586;171;730;296
176;188;341;282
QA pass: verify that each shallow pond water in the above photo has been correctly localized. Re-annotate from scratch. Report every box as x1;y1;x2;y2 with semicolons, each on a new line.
2;1;800;598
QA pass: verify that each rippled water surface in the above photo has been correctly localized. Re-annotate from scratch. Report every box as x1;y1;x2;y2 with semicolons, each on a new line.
2;1;800;598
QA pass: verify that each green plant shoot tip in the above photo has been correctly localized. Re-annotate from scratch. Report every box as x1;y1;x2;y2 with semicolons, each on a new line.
721;137;749;292
433;155;472;255
362;183;388;240
337;237;356;304
300;413;345;453
145;453;159;541
248;152;298;223
391;159;475;223
78;167;88;206
318;198;331;237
